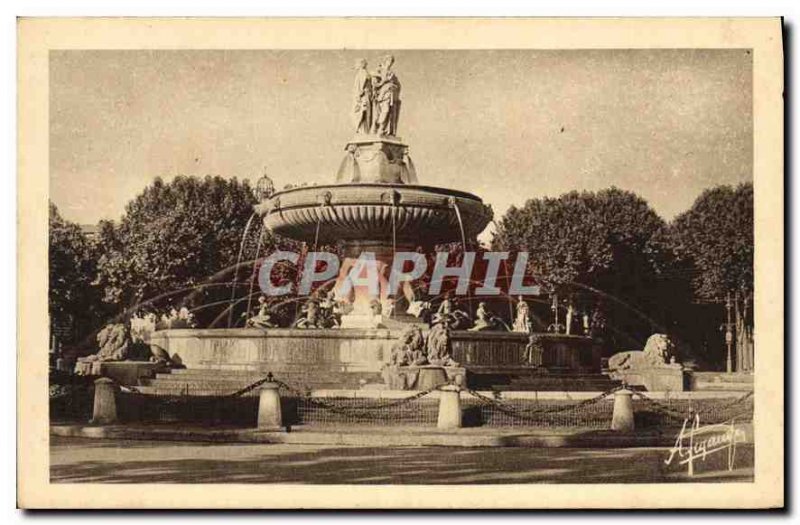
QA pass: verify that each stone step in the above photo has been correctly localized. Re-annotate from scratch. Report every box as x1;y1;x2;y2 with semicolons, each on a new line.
502;381;616;389
132;385;261;396
156;369;380;381
466;367;608;377
168;363;375;375
692;372;754;384
148;366;622;393
692;381;754;392
466;368;619;391
146;373;379;384
136;383;358;397
144;377;381;391
470;380;618;392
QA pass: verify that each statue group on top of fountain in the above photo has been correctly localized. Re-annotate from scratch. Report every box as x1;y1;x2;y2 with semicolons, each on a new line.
353;55;401;137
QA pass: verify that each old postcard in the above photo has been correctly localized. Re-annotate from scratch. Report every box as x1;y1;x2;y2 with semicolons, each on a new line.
17;17;783;508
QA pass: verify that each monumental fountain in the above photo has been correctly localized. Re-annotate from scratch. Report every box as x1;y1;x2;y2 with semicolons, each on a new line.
146;56;610;393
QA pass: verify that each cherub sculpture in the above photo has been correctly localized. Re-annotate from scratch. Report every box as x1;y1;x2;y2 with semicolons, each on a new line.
247;296;276;328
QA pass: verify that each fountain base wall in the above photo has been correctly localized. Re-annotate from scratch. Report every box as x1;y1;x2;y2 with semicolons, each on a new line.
148;329;605;390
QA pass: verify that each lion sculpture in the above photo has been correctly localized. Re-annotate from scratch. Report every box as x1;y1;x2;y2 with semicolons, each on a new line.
74;323;133;375
608;333;679;372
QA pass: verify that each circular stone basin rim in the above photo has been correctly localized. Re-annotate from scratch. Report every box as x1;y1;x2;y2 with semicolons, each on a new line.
266;182;486;203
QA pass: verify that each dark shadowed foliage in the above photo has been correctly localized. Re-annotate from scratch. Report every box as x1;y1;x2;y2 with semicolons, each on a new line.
49;203;109;348
491;188;689;353
94;175;286;326
669;183;754;371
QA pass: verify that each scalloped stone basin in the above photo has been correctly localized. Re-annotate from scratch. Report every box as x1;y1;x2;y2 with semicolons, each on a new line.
257;183;492;248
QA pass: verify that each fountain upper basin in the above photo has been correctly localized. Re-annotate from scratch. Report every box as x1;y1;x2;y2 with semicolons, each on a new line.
256;183;493;247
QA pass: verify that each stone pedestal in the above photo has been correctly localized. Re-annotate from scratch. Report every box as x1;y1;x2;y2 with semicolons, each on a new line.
99;361;165;386
74;360;102;376
437;385;462;429
606;336;686;391
611;389;634;432
91;377;118;425
382;365;466;391
417;367;448;391
610;367;685;392
339;312;385;330
257;382;283;430
336;136;417;184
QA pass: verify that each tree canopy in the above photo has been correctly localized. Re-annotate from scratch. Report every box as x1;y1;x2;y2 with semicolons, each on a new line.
492;188;671;292
49;202;105;343
491;188;679;346
94;176;271;323
669;183;754;303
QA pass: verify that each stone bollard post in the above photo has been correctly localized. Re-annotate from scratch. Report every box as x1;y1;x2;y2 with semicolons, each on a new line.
257;382;283;430
437;385;462;430
610;388;635;432
91;377;118;425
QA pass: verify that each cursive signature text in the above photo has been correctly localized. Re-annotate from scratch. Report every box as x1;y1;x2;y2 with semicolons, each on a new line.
664;413;747;476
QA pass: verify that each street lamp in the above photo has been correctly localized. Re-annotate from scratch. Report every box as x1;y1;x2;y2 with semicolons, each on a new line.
721;292;734;374
254;170;275;201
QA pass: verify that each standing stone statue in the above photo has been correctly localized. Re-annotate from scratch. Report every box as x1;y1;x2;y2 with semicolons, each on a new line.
352;58;373;134
512;296;532;333
371;55;401;136
565;303;575;335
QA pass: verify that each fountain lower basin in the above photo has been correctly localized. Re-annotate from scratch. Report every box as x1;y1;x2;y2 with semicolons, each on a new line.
147;328;605;391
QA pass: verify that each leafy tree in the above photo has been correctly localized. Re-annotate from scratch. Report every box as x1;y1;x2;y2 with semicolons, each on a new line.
669;183;754;371
95;176;281;326
670;183;753;302
492;188;680;348
49;203;105;345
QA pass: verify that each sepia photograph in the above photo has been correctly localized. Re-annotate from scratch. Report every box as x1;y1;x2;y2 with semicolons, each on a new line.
16;17;784;509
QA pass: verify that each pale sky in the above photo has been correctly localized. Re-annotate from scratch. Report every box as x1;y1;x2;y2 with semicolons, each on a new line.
50;49;752;232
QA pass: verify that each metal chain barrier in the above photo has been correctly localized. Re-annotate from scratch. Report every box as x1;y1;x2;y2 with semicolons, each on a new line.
112;372;276;409
462;386;621;426
106;369;755;428
115;370;447;422
273;377;448;418
224;374;278;399
466;385;622;417
631;389;754;423
629;391;691;422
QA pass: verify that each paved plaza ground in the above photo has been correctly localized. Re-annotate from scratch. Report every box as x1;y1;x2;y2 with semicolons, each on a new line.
50;436;753;484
